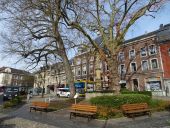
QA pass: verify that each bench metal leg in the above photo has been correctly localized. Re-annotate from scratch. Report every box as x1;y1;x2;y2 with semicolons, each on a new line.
70;112;72;119
148;112;151;117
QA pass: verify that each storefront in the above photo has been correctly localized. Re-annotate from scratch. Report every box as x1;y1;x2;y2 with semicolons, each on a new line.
145;77;162;91
145;77;165;96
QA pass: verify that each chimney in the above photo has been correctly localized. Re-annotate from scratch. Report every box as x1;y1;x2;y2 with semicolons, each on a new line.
159;24;164;29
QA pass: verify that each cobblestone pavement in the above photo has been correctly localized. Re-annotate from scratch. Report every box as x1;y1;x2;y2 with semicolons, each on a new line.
0;96;170;128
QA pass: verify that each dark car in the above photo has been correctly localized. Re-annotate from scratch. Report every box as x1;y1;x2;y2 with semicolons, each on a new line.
3;87;19;101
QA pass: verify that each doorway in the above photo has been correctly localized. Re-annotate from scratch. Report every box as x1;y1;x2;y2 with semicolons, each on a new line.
133;79;139;91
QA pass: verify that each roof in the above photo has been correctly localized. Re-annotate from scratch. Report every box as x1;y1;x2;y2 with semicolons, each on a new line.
0;67;31;75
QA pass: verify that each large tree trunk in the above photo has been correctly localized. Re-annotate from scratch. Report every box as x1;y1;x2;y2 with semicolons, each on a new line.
57;33;75;98
107;57;120;94
61;53;75;98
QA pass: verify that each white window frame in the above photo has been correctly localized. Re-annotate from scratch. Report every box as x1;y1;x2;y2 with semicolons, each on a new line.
168;48;170;56
148;44;157;55
76;67;81;76
141;60;149;71
150;58;159;69
118;52;125;61
129;49;136;59
89;65;93;74
90;56;94;61
119;64;126;74
82;57;86;64
130;62;137;72
82;65;87;75
140;47;147;57
76;58;81;65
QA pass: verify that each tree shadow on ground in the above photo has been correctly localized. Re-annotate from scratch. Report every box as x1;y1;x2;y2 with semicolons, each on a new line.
0;116;16;128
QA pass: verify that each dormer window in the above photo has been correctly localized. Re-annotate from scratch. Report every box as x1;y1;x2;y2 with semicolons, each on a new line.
76;58;81;65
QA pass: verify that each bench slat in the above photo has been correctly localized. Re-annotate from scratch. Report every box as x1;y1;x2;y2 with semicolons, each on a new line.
30;101;49;112
121;103;151;118
70;104;97;121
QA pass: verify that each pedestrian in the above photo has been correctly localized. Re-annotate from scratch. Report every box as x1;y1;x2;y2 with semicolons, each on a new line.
27;92;30;103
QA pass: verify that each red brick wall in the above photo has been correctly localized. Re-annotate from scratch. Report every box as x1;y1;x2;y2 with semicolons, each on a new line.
160;42;170;78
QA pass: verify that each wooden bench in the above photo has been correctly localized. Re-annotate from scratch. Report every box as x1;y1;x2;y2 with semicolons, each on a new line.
70;104;97;121
121;103;151;118
30;101;49;112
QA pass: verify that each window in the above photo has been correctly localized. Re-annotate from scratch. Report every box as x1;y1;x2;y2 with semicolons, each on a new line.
72;69;75;75
82;66;87;75
141;60;149;71
76;67;81;76
76;58;81;65
89;65;93;74
82;57;86;63
140;47;147;57
105;63;109;70
131;62;137;72
151;59;159;69
149;45;157;55
118;52;125;61
168;48;170;55
129;49;135;59
119;64;126;74
90;56;94;61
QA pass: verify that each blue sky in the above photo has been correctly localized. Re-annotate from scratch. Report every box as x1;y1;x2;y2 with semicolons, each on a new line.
0;1;170;71
126;1;170;39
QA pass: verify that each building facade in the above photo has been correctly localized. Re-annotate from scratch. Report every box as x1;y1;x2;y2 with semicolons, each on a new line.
0;67;34;92
34;23;170;95
116;23;170;95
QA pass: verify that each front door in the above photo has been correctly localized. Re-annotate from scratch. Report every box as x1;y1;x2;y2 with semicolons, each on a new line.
133;79;139;91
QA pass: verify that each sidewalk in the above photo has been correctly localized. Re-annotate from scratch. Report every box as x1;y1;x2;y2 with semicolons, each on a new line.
153;96;170;101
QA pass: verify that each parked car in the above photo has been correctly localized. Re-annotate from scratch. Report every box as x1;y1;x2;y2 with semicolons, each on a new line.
3;87;19;101
56;88;70;98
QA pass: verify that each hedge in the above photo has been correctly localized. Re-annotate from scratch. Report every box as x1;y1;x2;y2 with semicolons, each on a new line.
3;96;22;108
90;94;151;108
121;91;152;97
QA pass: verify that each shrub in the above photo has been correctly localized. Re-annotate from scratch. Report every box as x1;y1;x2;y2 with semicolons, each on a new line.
149;99;170;111
3;96;22;108
121;91;152;97
3;101;14;108
90;94;151;108
96;106;123;119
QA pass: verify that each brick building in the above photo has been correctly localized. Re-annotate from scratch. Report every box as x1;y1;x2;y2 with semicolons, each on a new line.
115;23;170;95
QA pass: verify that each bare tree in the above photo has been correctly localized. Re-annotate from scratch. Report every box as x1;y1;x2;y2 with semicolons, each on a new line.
0;0;78;97
61;0;166;91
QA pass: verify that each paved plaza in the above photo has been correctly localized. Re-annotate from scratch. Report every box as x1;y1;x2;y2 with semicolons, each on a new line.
0;96;170;128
